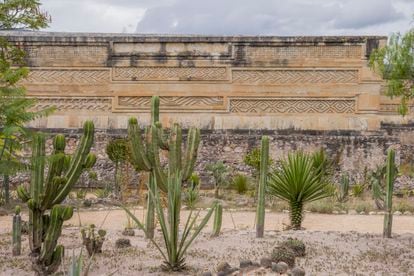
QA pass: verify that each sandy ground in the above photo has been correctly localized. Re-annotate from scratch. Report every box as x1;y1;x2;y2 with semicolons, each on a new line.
1;209;414;275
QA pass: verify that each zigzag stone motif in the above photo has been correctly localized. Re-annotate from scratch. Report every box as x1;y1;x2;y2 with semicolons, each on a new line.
232;70;358;84
23;70;110;84
113;67;228;81
230;99;355;114
32;97;112;112
119;96;224;109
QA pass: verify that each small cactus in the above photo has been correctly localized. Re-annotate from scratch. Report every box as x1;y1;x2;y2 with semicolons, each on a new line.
271;246;296;268
12;205;22;256
81;224;106;257
280;238;306;257
211;202;222;237
256;136;269;238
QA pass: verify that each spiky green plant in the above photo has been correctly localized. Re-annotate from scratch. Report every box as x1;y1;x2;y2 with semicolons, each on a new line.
128;96;201;238
211;202;222;237
16;121;95;275
351;184;365;198
123;171;216;271
336;173;350;203
12;205;21;256
205;161;229;198
271;246;296;268
267;151;330;230
256;136;269;238
384;149;396;238
280;238;306;257
231;174;249;194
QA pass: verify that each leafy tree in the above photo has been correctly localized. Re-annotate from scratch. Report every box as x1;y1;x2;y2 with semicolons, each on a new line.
370;29;414;115
0;0;51;203
105;138;130;196
205;161;229;198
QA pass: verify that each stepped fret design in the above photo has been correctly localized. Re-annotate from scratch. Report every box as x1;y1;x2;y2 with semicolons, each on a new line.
232;70;358;84
23;70;110;84
113;67;228;81
32;97;112;112
118;96;224;109
230;98;355;113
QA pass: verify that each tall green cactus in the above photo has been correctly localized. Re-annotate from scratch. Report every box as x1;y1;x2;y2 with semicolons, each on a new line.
383;149;396;238
17;121;95;275
128;96;201;238
12;205;22;256
212;202;222;237
256;136;269;238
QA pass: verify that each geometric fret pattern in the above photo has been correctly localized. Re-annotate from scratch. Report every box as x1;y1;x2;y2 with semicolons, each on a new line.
230;98;355;113
23;69;110;84
118;96;224;110
232;70;358;84
32;97;112;112
112;67;228;81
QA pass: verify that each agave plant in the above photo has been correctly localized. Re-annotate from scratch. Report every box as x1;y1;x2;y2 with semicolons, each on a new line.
123;171;216;271
268;151;330;229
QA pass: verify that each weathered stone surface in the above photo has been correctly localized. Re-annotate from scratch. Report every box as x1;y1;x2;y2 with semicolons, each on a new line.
2;31;403;132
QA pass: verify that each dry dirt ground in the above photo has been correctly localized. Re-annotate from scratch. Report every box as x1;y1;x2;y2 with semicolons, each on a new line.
1;209;414;275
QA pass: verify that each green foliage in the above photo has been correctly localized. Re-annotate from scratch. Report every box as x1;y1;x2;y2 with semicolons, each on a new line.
68;251;83;276
336;173;350;203
271;246;296;268
106;138;130;196
355;202;372;213
205;161;230;198
306;199;335;214
351;184;365;198
267;151;331;229
370;165;386;209
16;122;95;275
184;187;199;210
370;29;414;116
311;148;332;182
76;189;87;200
231;174;250;194
123;172;217;271
280;238;306;257
94;188;110;199
0;0;52;204
244;147;273;175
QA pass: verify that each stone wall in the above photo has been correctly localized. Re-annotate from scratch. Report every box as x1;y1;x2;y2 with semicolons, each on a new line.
3;31;409;131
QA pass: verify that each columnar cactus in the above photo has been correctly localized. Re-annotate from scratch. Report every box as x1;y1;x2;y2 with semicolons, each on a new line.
12;205;22;256
212;202;222;237
383;149;396;238
17;121;95;275
128;96;201;238
256;136;269;238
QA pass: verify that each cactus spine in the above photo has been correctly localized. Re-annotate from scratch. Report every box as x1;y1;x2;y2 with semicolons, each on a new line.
128;96;201;238
256;136;269;238
12;205;22;256
212;202;222;237
17;121;95;275
383;149;396;238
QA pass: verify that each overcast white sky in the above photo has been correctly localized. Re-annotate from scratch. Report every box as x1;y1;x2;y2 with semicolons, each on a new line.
40;0;414;36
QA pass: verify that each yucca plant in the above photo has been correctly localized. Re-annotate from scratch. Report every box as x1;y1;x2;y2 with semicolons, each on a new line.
123;171;216;271
268;151;330;230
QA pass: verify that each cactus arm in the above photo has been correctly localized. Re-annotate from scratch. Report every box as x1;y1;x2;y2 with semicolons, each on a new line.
151;95;160;124
146;173;156;239
169;123;182;175
155;122;169;150
256;136;269;238
182;128;201;181
128;118;151;171
52;121;94;205
29;133;46;253
149;125;167;192
45;245;64;275
40;205;73;264
17;185;30;202
383;149;395;238
212;202;222;237
12;206;22;256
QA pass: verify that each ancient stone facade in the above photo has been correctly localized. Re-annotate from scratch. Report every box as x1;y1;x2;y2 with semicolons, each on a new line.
3;31;408;131
3;31;414;190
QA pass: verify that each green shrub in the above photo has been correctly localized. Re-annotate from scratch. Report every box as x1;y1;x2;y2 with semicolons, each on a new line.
94;189;110;199
231;174;250;194
355;202;372;213
280;238;306;257
393;200;414;213
306;199;335;214
271;246;296;267
351;184;365;198
76;189;87;200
